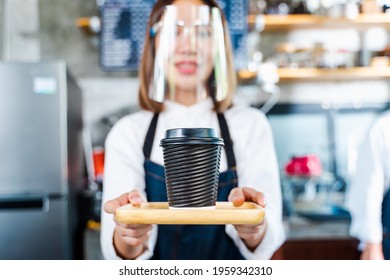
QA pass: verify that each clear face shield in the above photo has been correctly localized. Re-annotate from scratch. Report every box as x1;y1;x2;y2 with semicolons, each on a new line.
149;4;229;104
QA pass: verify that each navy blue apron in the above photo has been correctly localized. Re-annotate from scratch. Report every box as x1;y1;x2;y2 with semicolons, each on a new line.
382;189;390;259
142;113;244;260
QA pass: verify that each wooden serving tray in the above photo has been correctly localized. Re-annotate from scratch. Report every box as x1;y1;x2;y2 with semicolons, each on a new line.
116;202;264;225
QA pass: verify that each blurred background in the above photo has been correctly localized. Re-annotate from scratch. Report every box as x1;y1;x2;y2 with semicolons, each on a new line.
1;0;390;260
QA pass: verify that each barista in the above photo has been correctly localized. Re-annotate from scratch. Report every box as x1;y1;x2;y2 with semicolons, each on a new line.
100;0;285;260
346;111;390;260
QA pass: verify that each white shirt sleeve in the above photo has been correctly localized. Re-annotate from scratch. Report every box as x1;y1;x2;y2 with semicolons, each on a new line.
225;109;285;259
346;119;386;245
100;115;159;260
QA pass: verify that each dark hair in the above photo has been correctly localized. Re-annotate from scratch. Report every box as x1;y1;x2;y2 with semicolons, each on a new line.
138;0;236;112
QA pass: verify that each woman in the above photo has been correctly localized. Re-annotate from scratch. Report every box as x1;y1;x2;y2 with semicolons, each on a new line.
346;111;390;260
101;0;285;260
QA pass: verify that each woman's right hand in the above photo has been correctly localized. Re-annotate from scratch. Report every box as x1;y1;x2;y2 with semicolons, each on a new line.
104;189;153;259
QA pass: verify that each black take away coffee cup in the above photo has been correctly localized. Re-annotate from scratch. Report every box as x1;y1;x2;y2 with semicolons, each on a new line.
160;128;224;209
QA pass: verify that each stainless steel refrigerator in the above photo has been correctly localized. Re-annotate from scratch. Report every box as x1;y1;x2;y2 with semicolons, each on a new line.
0;61;84;259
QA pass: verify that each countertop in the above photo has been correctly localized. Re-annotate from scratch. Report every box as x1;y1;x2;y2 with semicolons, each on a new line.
283;215;352;240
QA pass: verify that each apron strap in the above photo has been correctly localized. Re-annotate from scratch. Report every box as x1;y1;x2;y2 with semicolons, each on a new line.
143;113;159;159
217;113;237;169
382;189;390;237
382;188;390;259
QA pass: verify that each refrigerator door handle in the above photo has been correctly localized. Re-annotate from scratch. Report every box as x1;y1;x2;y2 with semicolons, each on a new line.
0;196;51;212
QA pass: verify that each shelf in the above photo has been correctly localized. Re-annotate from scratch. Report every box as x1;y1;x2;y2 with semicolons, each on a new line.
238;67;390;83
248;14;390;31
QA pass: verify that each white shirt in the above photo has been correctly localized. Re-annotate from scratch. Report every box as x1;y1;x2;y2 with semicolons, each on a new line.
100;98;285;260
346;111;390;246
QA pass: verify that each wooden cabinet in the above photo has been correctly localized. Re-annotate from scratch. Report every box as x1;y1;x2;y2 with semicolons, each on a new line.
271;238;360;260
271;217;361;260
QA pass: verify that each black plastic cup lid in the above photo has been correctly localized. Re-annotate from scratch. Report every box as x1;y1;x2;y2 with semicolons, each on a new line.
160;128;224;146
165;128;219;138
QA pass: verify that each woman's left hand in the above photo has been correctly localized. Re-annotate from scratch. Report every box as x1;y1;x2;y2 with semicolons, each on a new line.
228;187;267;251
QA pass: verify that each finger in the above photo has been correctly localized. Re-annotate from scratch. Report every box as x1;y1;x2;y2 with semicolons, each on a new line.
234;224;263;234
116;224;153;238
128;189;144;207
121;231;150;247
104;193;130;214
236;232;261;242
242;187;267;208
228;187;245;207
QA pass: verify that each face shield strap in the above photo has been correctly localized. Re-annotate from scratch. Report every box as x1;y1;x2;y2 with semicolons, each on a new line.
150;21;163;37
151;20;211;38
